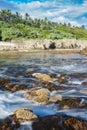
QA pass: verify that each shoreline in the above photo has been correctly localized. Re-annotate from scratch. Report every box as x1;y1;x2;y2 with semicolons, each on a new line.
0;39;87;54
0;49;81;54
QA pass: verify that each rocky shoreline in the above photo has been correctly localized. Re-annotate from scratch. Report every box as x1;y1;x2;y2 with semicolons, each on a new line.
0;39;87;52
0;72;87;130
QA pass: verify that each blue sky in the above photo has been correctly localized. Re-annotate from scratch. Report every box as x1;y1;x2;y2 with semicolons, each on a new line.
0;0;87;27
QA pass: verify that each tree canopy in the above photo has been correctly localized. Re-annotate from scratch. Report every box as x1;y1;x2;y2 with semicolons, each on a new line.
0;9;87;41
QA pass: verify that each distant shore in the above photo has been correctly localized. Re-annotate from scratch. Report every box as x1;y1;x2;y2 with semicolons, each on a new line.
0;39;87;54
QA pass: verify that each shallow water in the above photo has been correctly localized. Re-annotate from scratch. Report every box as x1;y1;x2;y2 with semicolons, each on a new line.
0;52;87;122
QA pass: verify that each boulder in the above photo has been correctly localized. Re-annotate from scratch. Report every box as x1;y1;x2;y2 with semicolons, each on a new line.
34;95;49;103
64;118;87;130
24;88;50;104
32;73;51;81
35;88;50;96
14;108;38;122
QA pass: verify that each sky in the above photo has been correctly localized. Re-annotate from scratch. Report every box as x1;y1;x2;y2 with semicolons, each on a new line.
0;0;87;27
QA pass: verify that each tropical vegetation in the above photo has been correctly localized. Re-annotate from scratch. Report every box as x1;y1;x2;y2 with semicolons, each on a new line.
0;9;87;41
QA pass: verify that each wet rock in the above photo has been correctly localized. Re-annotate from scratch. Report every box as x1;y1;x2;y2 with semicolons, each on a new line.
14;108;38;123
82;82;87;86
35;88;50;96
80;47;87;55
40;81;58;91
34;95;49;103
0;78;10;85
24;88;50;104
54;74;68;84
0;117;20;130
64;117;87;130
5;83;28;92
25;70;33;77
32;115;63;130
48;94;62;103
57;98;81;109
38;81;67;91
32;73;51;81
49;73;57;78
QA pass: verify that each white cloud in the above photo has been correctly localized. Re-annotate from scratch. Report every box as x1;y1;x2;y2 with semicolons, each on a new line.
0;0;87;27
52;16;80;26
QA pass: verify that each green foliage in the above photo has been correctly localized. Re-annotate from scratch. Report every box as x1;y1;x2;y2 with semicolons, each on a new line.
0;30;2;40
0;9;87;41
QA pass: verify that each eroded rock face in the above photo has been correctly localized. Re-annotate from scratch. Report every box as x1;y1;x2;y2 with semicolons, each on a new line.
64;118;87;130
5;83;28;92
32;73;51;81
14;108;38;122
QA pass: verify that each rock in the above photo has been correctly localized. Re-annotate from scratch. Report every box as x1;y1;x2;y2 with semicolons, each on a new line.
39;81;67;91
64;118;87;130
0;78;10;85
5;83;28;92
35;88;50;96
0;117;20;130
14;108;38;122
40;81;58;91
32;115;63;130
82;82;87;86
34;95;49;103
24;88;50;103
54;75;68;84
58;98;81;109
49;73;57;78
48;94;62;103
32;73;51;81
80;47;87;55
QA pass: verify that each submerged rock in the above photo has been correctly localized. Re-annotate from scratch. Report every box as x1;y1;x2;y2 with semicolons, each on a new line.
64;118;87;130
0;78;10;85
14;108;38;123
32;73;51;81
57;98;81;109
5;83;28;92
82;82;87;86
54;74;68;84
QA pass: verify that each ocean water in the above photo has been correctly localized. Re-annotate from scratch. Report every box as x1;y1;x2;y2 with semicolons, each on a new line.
0;52;87;122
